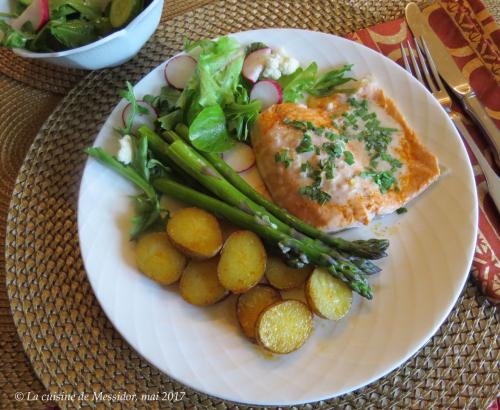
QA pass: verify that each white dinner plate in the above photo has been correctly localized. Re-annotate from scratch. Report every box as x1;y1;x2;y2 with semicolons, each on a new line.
78;29;477;406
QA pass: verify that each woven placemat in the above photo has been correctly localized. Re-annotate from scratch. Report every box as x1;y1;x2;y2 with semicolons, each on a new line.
3;0;499;409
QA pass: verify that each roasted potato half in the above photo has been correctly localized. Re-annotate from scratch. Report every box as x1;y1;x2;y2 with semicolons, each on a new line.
135;232;187;285
236;285;281;340
166;207;223;259
256;300;313;354
217;230;266;293
179;258;227;306
305;268;353;320
265;256;312;290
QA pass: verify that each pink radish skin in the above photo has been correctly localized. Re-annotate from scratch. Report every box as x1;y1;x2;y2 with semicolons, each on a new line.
222;142;256;172
250;80;283;111
164;55;197;90
242;48;271;83
10;0;49;32
122;101;157;132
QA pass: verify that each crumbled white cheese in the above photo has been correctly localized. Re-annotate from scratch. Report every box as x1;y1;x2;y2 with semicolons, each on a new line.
262;47;300;80
280;55;299;75
117;134;133;165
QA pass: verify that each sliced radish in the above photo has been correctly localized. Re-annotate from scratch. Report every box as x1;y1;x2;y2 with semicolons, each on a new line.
250;80;283;111
222;142;255;172
121;100;157;133
10;0;49;32
242;47;271;83
239;166;272;200
164;55;197;90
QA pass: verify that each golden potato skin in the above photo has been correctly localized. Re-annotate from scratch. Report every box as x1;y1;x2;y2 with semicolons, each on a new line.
265;256;312;290
180;258;227;306
217;230;267;293
256;300;313;354
236;285;281;340
305;268;352;320
135;232;187;285
167;207;223;259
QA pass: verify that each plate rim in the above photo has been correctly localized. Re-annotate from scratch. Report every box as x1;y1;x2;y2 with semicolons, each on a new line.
77;27;478;406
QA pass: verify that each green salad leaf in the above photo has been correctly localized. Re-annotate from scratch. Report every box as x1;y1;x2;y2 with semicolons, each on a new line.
279;63;354;102
0;0;145;52
279;62;318;102
177;36;252;151
308;64;353;96
189;104;235;153
118;81;150;135
51;0;102;20
144;86;181;117
0;20;33;48
50;19;98;48
225;85;261;142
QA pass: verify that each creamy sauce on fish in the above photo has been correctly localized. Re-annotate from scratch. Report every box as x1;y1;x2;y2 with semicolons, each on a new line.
252;79;440;231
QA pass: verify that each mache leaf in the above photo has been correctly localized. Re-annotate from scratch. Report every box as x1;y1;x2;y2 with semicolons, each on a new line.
189;104;235;152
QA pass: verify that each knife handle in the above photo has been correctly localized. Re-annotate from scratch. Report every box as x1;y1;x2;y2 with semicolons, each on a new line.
462;92;500;168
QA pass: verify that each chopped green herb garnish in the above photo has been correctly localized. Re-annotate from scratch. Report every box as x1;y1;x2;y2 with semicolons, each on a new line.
296;132;314;153
299;184;331;205
324;161;335;179
322;142;344;159
275;149;292;168
396;207;408;214
344;151;355;165
300;160;312;174
314;145;321;155
369;157;379;169
361;169;396;193
283;118;316;131
380;152;402;171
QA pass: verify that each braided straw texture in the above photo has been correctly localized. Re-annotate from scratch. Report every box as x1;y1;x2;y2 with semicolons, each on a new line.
2;0;499;409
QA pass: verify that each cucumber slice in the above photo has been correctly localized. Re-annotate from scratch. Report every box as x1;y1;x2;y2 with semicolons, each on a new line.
109;0;140;28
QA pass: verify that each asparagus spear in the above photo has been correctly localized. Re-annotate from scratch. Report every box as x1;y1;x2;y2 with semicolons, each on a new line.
175;123;388;259
140;126;380;276
85;147;156;199
153;177;373;299
85;145;373;298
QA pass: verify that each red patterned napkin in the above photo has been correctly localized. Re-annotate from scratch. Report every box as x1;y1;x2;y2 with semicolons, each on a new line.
346;0;500;304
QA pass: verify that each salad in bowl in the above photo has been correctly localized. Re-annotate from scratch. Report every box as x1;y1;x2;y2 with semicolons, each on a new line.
0;0;163;69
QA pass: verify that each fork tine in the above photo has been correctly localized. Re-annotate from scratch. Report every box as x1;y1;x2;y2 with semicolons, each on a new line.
400;43;412;73
406;40;424;83
414;37;437;93
420;36;447;91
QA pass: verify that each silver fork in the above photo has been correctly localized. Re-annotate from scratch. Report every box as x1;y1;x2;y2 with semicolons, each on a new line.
400;36;500;212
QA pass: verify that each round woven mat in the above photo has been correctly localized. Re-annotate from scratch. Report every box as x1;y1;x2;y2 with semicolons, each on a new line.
4;0;499;409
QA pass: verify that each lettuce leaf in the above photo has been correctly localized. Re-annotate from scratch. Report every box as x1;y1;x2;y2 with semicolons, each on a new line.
178;36;245;152
189;104;234;153
279;62;318;102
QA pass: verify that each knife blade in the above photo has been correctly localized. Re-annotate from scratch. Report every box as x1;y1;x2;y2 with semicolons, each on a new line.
405;2;500;169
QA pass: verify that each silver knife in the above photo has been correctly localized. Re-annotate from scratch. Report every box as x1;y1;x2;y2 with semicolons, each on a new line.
405;2;500;169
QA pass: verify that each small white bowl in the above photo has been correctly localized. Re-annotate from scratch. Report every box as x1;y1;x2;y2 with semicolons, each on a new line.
0;0;164;69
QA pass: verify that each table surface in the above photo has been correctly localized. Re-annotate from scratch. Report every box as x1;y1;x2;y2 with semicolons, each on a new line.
0;1;498;409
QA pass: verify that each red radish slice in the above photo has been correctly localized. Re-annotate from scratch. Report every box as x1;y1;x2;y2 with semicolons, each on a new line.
164;55;197;90
222;142;255;172
250;80;283;111
121;100;157;133
239;166;272;200
242;48;271;83
10;0;49;32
